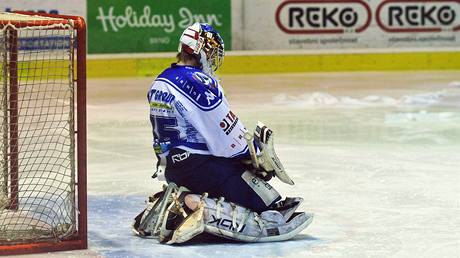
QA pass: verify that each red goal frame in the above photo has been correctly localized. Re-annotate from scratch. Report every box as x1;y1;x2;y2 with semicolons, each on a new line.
0;12;87;255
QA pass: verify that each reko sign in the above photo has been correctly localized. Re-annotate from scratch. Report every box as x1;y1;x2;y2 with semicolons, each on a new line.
275;0;372;34
376;0;460;32
276;0;460;34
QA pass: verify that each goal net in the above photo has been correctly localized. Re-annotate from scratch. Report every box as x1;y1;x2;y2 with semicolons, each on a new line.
0;12;86;254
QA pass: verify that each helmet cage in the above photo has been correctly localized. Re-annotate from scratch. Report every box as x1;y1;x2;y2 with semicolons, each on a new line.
202;30;224;72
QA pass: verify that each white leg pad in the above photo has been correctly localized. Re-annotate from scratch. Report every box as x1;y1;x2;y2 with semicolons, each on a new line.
183;194;313;243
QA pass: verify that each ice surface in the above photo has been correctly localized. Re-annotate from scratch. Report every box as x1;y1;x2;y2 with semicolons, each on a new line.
272;88;460;108
15;72;459;258
87;195;319;258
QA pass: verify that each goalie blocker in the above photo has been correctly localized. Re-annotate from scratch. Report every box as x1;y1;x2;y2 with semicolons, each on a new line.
133;183;313;244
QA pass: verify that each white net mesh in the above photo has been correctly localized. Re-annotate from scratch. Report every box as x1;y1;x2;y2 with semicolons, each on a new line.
0;13;76;243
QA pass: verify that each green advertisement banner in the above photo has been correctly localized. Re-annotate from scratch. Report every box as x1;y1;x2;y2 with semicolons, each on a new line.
87;0;231;54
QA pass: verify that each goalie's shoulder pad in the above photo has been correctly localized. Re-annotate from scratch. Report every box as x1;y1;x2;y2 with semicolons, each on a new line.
156;67;222;111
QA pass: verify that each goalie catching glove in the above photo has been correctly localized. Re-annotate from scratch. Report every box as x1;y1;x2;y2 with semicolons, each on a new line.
245;122;294;185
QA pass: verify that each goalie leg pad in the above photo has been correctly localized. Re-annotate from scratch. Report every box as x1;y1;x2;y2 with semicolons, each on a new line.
135;191;313;244
132;190;167;238
184;194;314;243
166;195;206;244
132;183;191;241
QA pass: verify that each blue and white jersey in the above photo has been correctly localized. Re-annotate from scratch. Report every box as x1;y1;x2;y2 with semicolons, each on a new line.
148;64;248;158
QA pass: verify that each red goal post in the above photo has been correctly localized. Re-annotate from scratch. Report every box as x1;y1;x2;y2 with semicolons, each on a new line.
0;12;87;255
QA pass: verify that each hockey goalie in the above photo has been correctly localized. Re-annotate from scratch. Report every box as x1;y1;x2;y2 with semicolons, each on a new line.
132;23;313;244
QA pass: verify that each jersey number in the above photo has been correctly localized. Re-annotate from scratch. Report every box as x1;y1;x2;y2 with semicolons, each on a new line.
150;115;180;142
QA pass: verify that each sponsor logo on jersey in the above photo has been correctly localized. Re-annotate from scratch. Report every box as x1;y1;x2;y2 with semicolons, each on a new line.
150;89;175;104
376;0;460;32
275;0;372;34
171;151;190;163
149;89;176;112
208;215;246;232
220;111;239;135
150;102;173;110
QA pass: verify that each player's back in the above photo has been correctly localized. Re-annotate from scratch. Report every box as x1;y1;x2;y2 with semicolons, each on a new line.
147;64;222;154
148;64;248;158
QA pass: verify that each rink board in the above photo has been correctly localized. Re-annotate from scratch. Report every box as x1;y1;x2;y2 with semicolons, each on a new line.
86;50;460;78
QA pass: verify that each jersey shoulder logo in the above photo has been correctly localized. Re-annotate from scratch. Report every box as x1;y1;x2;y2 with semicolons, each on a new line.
155;70;222;111
191;72;218;89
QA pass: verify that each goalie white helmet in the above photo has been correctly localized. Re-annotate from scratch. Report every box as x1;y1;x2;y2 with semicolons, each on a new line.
178;22;225;76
